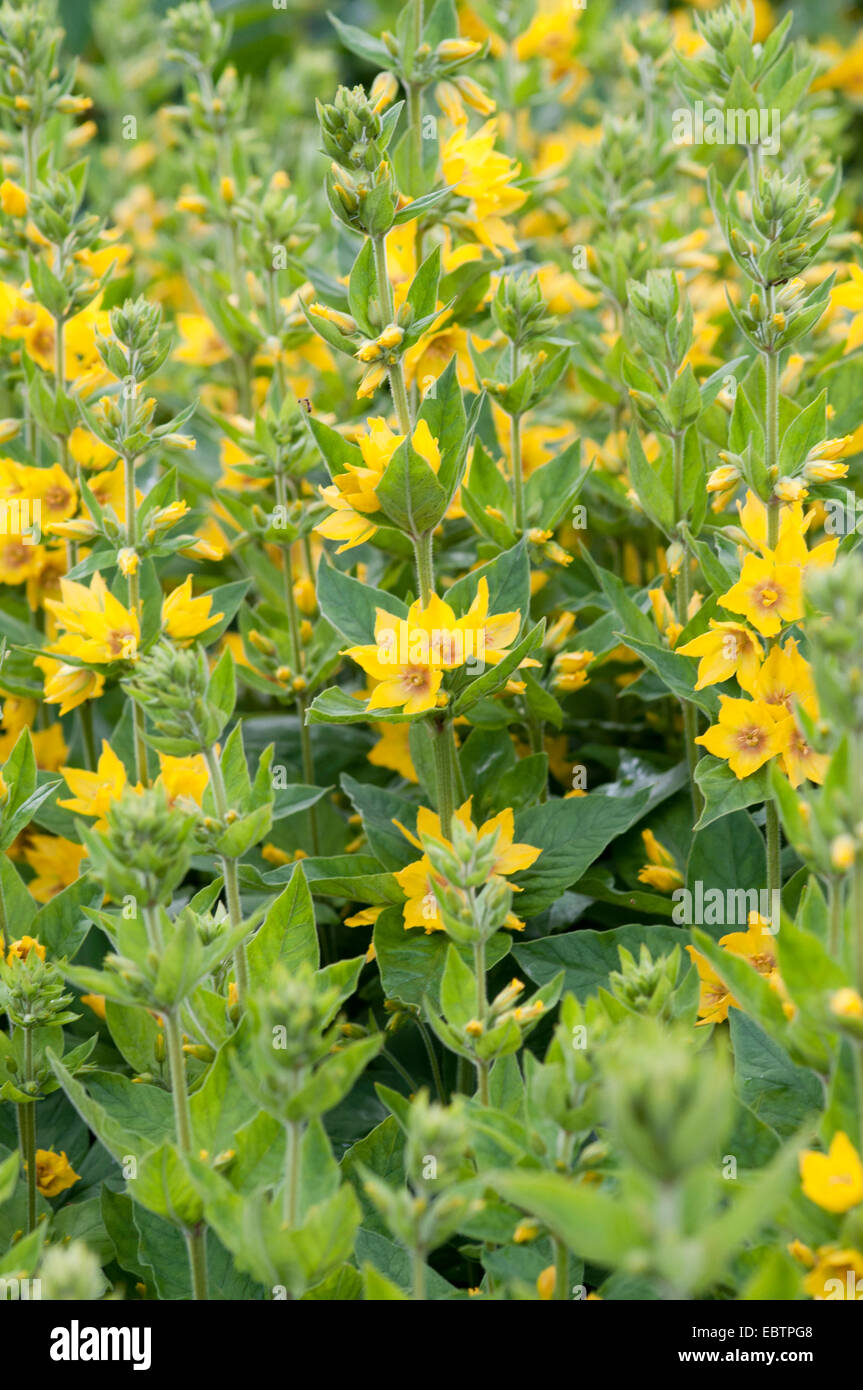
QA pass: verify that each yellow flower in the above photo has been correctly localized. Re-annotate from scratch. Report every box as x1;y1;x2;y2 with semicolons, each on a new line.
5;935;46;965
695;695;782;779
831;835;857;871
81;993;107;1020
648;586;682;647
677;620;763;690
0;533;43;585
317;419;441;554
35;639;106;716
45;571;140;664
161;575;223;644
536;1265;557;1300
831;988;863;1020
800;1132;863;1214
85;460;141;522
0;178;28;217
736;636;813;717
637;829;683;892
345;592;468;716
394;799;541;933
23;834;87;903
34;1149;80;1198
551;649;593;693
60;741;134;830
68;426;117;471
738;492;837;571
440;119;527;256
157;752;209;806
775;699;829;788
174;313;230;366
19;462;77;525
403;323;490;392
803;1247;863;1301
453;577;521;667
828;262;863;353
368;722;418;783
344;906;384;928
686;913;778;1025
718;553;803;638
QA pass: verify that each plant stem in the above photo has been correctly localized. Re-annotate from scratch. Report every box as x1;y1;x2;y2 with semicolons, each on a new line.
473;935;489;1105
509;343;525;531
671;431;702;817
274;467;319;855
185;1225;209;1304
763;349;782;904
429;716;456;839
203;744;249;1007
828;876;843;958
123;434;149;786
408;83;424;199
553;1235;569;1301
450;722;466;802
163;1007;209;1301
413;529;434;605
372;234;412;434
21;122;37;457
416;1019;445;1104
765;797;781;903
18;1027;36;1233
163;1011;193;1152
283;1119;301;1226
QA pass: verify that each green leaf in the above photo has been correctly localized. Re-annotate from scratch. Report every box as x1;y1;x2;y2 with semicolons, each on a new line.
510;789;651;918
694;755;769;830
48;1055;173;1163
317;561;407;645
375;435;449;535
347;238;377;337
247;863;319;989
440;942;478;1029
134;1143;203;1227
29;874;100;959
685;810;766;937
445;538;529;622
341;774;418;870
492;1168;646;1265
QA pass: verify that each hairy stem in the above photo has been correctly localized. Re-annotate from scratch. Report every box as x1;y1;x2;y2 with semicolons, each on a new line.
509;343;525;531
163;1005;209;1301
413;529;434;606
372;233;412;434
203;744;249;1007
283;1118;302;1227
672;432;702;817
429;716;456;840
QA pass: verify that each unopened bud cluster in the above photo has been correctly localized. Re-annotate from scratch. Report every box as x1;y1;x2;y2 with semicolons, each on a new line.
423;819;513;944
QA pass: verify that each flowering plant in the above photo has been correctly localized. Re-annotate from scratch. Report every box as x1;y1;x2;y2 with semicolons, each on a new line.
0;0;862;1309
